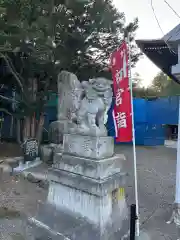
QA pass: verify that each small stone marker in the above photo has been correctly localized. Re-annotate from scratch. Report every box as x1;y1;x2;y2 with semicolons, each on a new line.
23;138;39;163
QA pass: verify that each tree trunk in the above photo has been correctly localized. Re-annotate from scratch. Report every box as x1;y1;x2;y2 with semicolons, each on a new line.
22;78;38;142
31;113;36;138
31;79;37;138
23;117;31;142
36;113;44;143
16;119;21;144
10;116;14;138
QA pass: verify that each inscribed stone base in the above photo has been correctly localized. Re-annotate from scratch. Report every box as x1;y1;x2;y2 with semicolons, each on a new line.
25;131;129;239
63;134;114;159
53;153;126;179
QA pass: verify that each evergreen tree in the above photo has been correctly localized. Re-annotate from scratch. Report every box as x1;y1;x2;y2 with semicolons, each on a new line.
0;0;141;142
151;72;180;97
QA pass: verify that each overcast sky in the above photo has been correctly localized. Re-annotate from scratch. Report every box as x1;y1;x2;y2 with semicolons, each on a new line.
113;0;180;87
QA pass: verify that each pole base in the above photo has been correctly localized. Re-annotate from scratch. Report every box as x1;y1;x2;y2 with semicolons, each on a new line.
135;231;151;240
121;230;151;240
167;203;180;226
166;203;180;240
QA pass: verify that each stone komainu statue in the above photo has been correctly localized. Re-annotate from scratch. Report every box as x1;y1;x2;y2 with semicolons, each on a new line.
49;71;113;143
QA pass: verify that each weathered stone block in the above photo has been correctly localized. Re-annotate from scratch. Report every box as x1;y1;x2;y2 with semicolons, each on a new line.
63;134;114;159
48;168;127;197
49;120;71;144
40;145;54;164
53;153;126;179
40;144;63;164
47;183;128;230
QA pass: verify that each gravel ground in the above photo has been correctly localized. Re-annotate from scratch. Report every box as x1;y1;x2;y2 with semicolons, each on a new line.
0;173;47;240
115;145;178;239
0;173;47;216
0;142;22;159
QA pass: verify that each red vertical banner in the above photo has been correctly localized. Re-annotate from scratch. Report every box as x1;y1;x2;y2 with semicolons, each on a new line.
110;41;132;142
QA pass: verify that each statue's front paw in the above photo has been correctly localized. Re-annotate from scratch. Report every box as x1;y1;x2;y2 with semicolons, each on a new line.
99;125;107;136
88;126;102;136
77;125;90;135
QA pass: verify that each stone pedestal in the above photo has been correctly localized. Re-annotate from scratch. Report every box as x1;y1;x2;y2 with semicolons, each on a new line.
27;134;128;240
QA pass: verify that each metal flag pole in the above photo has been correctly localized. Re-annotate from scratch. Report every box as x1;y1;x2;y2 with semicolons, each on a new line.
127;36;140;237
175;97;180;204
166;99;180;229
174;46;180;207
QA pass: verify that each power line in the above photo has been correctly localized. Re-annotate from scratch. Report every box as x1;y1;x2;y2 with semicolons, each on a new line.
163;0;180;48
164;0;180;19
150;0;165;36
150;0;176;55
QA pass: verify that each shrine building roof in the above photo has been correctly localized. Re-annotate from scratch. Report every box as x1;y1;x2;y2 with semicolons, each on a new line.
136;39;179;84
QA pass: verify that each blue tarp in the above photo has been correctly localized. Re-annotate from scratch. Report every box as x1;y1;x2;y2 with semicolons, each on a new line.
108;96;179;128
133;98;147;123
147;96;179;125
107;97;174;145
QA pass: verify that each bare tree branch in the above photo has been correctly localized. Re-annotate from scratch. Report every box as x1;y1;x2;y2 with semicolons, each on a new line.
0;84;4;90
0;53;24;93
0;54;31;107
0;94;19;103
0;108;12;116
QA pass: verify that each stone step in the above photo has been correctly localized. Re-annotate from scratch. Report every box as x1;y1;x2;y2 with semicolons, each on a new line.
53;153;126;179
48;168;127;197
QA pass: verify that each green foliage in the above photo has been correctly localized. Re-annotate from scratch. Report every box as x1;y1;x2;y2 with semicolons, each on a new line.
133;72;180;99
0;0;141;118
0;0;140;76
151;72;180;97
133;87;158;99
